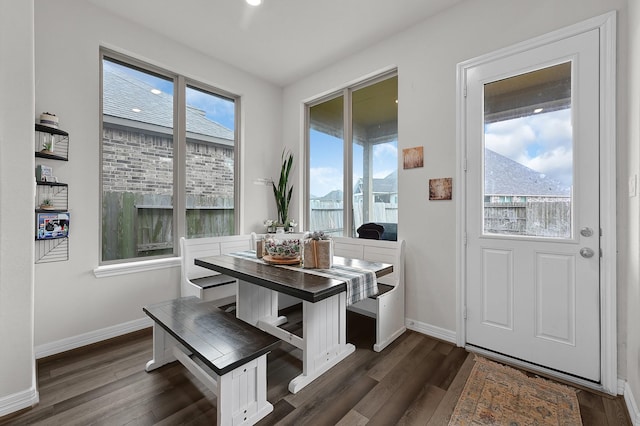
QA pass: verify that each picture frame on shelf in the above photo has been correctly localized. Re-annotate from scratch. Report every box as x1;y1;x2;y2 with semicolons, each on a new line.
36;164;53;182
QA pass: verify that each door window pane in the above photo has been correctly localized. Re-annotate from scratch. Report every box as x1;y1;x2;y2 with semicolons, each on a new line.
185;85;236;238
483;62;572;238
102;59;174;261
309;95;344;236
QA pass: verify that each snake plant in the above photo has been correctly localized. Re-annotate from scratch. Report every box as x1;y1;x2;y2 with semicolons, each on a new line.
273;150;293;226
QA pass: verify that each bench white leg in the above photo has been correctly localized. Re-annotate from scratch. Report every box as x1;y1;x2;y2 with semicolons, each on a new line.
145;323;177;372
218;354;273;426
288;293;355;394
374;291;407;352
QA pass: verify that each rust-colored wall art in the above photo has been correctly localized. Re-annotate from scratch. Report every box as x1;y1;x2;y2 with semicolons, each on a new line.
402;146;424;169
429;177;452;200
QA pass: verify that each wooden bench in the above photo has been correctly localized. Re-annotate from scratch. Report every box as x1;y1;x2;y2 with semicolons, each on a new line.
180;235;254;304
144;296;280;425
332;237;406;352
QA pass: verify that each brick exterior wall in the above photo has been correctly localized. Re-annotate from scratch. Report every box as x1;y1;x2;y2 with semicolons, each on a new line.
102;126;234;201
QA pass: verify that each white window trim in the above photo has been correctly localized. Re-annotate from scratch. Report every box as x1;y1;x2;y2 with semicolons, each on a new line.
99;49;241;266
304;69;398;236
93;257;180;278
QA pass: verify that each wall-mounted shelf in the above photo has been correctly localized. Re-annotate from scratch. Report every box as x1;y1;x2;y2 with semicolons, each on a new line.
36;181;68;210
35;123;69;161
35;125;70;263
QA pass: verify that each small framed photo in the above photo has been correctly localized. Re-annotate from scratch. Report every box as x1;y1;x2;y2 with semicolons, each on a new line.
403;146;424;169
36;164;53;182
36;212;70;240
429;177;453;200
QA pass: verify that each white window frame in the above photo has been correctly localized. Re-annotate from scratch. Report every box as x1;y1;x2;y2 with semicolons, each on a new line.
304;70;398;236
97;49;241;270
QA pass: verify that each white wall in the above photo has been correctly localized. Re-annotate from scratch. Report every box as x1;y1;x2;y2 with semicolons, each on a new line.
283;0;629;368
625;0;640;421
32;0;282;349
0;0;39;415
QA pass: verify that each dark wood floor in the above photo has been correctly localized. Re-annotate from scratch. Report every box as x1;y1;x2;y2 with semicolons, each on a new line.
0;306;631;425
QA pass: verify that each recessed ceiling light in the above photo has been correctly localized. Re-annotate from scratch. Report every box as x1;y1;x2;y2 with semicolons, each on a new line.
246;0;262;5
132;108;142;113
151;89;162;95
534;108;543;113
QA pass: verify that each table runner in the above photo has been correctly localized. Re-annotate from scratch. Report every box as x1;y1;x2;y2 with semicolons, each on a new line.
228;250;378;305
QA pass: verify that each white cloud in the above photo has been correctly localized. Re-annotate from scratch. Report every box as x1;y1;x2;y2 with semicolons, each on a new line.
485;120;536;162
310;167;343;197
374;143;397;158
485;109;573;187
525;146;573;186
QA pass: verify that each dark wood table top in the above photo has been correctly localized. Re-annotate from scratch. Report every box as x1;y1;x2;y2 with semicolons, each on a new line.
143;296;280;375
195;254;393;303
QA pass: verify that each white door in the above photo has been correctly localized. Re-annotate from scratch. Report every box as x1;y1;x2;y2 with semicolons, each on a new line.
464;29;600;381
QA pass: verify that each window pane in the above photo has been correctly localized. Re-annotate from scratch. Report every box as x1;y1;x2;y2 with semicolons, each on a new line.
309;95;344;236
102;58;174;261
185;85;236;238
352;76;398;239
483;62;572;238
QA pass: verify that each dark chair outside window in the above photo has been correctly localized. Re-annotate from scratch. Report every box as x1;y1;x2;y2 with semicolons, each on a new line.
357;223;384;240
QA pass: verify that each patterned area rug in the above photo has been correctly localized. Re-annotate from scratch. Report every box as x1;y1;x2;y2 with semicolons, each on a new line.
449;357;582;425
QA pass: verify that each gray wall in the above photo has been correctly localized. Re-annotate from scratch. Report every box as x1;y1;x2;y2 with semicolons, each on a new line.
0;0;38;415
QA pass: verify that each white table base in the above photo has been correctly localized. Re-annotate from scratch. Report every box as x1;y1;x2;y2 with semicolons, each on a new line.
236;280;355;394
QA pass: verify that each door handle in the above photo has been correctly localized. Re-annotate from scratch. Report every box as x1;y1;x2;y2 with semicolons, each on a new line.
580;227;593;237
580;247;595;258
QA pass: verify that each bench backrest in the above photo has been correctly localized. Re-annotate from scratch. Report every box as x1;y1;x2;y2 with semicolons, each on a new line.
332;237;405;288
180;235;253;281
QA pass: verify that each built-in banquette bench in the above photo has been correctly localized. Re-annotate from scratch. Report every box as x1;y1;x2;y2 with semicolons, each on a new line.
144;296;279;425
180;235;254;304
332;237;406;352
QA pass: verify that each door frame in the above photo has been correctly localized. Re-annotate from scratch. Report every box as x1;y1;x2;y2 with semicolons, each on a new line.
455;11;617;395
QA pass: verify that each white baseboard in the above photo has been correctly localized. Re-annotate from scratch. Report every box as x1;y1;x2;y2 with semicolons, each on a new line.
619;378;627;395
405;317;457;344
621;379;640;426
0;386;38;418
35;317;153;359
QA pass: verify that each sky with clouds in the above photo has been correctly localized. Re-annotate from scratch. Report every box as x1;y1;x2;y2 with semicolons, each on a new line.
110;58;574;199
484;108;573;190
309;130;398;198
106;59;399;199
308;108;570;199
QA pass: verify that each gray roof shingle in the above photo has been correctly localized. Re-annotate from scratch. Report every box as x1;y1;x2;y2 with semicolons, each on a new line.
485;149;570;196
103;65;233;141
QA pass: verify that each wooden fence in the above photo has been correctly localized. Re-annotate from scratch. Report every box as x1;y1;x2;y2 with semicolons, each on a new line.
484;200;571;238
103;195;403;261
102;192;234;261
309;202;398;236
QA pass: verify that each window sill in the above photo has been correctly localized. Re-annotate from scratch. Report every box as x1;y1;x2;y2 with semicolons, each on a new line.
93;256;180;278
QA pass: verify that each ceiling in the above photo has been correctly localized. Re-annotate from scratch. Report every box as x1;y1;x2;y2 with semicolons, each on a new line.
88;0;461;87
